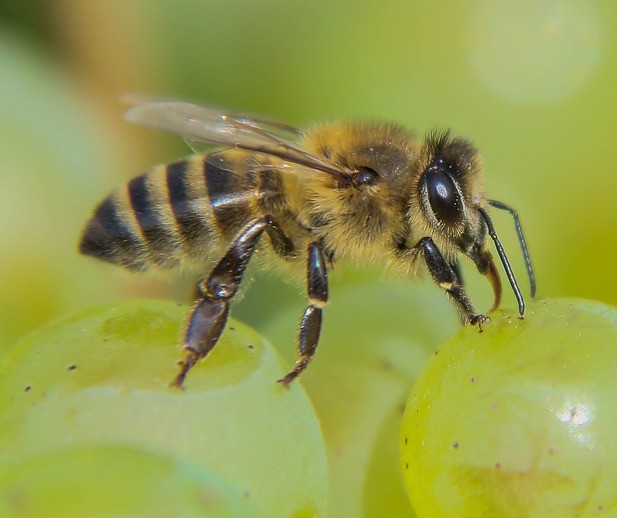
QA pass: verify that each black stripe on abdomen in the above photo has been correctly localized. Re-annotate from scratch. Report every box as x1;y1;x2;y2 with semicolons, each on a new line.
79;197;147;270
166;160;207;245
204;155;252;237
128;173;176;266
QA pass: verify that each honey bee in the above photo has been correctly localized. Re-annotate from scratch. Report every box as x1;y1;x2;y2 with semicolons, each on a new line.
80;100;536;388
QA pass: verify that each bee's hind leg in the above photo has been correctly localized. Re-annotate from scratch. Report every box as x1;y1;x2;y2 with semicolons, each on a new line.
171;218;268;389
278;241;328;387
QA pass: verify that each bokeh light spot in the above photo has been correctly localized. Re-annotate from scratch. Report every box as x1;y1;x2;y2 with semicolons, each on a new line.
468;0;603;104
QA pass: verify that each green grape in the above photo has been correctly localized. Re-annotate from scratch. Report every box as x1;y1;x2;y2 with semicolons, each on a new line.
364;404;419;518
401;298;617;517
0;445;257;517
0;300;327;518
264;277;457;517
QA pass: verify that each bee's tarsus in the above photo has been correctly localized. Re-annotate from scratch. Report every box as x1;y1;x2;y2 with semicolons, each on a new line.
277;374;295;388
170;360;192;391
170;353;199;390
279;242;328;386
470;313;490;332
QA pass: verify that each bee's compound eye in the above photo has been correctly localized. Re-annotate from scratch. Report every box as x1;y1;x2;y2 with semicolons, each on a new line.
422;161;464;226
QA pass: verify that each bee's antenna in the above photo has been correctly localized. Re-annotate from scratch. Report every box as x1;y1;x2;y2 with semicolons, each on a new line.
476;206;525;316
488;200;536;298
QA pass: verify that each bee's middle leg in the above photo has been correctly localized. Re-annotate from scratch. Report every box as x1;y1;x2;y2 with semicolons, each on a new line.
171;218;268;389
278;241;328;387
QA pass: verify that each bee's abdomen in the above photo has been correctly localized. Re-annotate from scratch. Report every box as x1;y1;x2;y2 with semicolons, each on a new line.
80;153;263;270
79;194;149;270
81;156;203;269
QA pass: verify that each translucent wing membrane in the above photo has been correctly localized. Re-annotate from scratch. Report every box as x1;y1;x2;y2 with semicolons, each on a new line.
122;94;302;141
183;138;221;156
125;100;353;181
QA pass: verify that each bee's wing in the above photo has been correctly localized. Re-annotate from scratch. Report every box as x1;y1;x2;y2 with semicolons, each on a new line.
123;95;301;141
125;101;352;181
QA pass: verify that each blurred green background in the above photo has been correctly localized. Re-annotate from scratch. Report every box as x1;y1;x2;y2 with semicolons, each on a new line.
0;1;616;515
1;0;615;349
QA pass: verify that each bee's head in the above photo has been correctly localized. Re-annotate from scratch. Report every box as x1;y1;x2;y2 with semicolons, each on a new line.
410;131;498;312
414;132;486;254
411;130;534;316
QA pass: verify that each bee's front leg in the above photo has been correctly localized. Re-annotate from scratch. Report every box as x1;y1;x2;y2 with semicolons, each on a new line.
414;237;489;329
171;218;267;389
278;241;328;387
